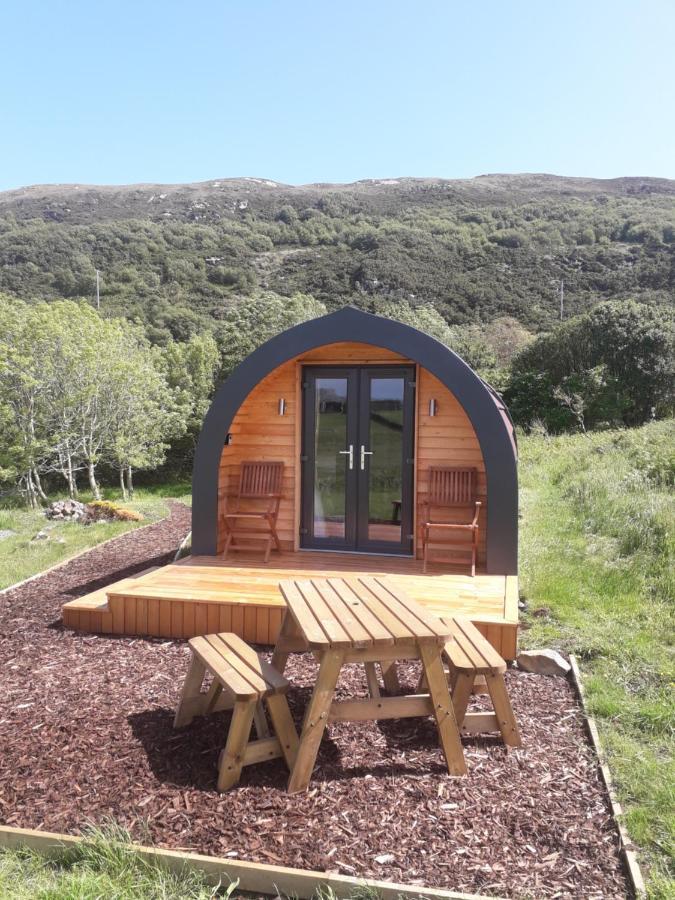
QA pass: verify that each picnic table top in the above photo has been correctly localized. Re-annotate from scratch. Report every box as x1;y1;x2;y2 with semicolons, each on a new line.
278;576;452;651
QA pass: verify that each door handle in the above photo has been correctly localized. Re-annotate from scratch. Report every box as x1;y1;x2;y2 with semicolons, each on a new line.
360;445;373;470
338;445;354;470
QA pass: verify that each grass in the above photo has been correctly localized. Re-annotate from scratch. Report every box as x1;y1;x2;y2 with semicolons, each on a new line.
0;480;191;591
0;825;382;899
519;419;674;898
0;825;233;899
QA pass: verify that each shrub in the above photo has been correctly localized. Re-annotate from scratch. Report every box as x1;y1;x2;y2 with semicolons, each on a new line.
85;501;144;523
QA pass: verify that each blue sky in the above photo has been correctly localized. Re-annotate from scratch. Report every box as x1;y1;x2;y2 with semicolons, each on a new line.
2;0;674;189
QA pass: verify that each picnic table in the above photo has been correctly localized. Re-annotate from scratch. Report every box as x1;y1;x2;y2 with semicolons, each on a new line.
271;575;467;792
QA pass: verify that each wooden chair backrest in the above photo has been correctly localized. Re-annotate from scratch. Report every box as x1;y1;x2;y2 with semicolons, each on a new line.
427;467;477;507
238;461;284;499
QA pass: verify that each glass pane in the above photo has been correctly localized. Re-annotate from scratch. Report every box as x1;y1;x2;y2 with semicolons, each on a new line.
313;378;348;539
367;377;404;543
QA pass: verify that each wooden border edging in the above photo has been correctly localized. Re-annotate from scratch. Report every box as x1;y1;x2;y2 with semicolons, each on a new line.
0;824;501;900
0;507;183;598
568;655;647;898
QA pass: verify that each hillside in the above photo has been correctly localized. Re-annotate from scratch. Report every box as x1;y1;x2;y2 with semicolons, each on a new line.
1;173;673;342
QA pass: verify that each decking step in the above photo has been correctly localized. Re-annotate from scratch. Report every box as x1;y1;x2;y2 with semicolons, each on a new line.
62;567;161;633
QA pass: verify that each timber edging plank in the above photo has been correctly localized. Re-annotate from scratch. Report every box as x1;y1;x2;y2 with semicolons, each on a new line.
568;655;647;899
0;824;501;900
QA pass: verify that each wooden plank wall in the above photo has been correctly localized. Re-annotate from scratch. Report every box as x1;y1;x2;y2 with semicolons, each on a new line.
217;342;487;565
416;369;487;564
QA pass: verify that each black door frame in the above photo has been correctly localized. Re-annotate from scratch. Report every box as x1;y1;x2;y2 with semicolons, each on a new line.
301;365;415;555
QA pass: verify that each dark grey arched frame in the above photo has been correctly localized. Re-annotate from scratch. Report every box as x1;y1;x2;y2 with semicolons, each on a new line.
192;307;518;574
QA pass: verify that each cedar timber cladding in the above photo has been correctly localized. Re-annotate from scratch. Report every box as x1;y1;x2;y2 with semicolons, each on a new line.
215;342;487;565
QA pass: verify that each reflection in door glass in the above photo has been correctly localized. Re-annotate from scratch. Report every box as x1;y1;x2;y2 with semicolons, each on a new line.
367;378;404;543
313;378;348;539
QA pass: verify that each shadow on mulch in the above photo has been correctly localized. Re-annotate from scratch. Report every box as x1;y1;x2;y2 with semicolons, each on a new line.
61;552;179;599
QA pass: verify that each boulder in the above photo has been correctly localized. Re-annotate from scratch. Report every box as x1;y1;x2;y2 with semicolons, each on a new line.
45;499;87;521
517;649;571;677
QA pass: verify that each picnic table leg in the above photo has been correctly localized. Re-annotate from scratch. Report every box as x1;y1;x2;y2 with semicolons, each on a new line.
287;649;344;793
380;660;400;693
271;611;302;675
364;662;381;698
419;643;467;776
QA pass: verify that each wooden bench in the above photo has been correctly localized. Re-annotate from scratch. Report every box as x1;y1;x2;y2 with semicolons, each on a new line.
174;632;299;791
440;615;521;747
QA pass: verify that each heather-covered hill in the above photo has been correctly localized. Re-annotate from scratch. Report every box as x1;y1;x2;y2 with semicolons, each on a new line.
0;173;673;340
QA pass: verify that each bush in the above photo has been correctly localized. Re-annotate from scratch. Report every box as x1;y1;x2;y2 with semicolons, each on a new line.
86;501;144;523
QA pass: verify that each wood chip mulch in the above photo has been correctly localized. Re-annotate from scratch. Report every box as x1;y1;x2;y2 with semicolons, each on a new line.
0;503;630;898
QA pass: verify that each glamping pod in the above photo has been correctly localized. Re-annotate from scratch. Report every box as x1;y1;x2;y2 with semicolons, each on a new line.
63;308;520;657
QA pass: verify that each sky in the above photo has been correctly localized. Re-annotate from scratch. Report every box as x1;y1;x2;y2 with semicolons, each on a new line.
2;0;675;190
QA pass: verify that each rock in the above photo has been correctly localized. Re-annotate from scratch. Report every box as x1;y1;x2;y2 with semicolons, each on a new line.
374;853;395;865
45;499;86;521
517;649;571;677
31;530;49;541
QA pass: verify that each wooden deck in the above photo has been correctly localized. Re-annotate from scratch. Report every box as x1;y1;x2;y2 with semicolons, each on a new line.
62;551;519;659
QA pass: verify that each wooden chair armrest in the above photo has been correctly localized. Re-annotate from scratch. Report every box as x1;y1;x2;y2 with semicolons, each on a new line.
471;500;482;527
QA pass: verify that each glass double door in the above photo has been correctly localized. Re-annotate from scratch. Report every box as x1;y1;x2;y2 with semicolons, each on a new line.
301;365;415;554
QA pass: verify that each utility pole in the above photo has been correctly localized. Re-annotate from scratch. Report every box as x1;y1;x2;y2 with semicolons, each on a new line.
559;279;564;321
95;269;100;310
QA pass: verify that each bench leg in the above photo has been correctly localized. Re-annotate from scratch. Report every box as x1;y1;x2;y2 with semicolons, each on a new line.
486;673;522;747
218;699;256;791
451;671;475;727
266;694;299;771
173;656;206;728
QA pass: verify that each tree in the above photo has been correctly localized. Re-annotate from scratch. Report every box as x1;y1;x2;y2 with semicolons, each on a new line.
586;300;674;423
506;299;674;430
107;344;185;499
215;292;327;378
163;333;219;432
0;296;56;505
0;296;191;504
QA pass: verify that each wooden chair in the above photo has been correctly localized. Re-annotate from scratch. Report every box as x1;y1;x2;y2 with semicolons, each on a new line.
174;632;299;791
442;615;520;747
221;461;284;562
420;467;481;574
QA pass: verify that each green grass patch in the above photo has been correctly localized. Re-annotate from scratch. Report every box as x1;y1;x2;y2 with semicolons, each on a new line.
0;824;234;899
519;420;674;896
0;481;191;591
